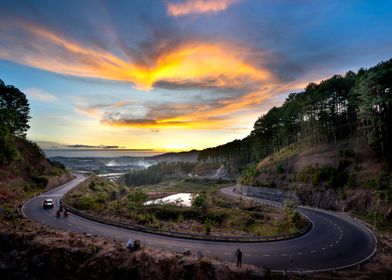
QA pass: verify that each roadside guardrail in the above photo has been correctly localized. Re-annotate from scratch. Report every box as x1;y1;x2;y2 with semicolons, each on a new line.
61;196;312;243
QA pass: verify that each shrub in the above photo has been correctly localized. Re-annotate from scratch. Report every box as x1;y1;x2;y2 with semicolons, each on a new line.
276;163;285;173
75;196;94;210
240;163;260;185
192;194;206;209
127;189;148;205
204;219;211;235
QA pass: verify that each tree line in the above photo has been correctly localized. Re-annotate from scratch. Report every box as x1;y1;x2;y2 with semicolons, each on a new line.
198;59;392;165
0;79;31;163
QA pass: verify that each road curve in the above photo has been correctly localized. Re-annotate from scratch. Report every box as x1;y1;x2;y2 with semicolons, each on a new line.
22;174;377;273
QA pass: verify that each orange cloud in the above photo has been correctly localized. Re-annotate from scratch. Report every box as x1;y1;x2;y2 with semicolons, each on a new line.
167;0;239;17
0;22;270;91
1;20;299;132
98;81;307;130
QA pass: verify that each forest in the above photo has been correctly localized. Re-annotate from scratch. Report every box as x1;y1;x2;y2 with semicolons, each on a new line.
198;59;392;167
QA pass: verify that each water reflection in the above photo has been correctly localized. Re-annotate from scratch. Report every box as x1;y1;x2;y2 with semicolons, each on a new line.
144;193;197;207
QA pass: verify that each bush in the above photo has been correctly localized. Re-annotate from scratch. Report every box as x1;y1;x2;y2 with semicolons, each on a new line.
75;196;94;210
296;162;349;189
240;163;260;185
31;175;49;186
192;194;206;209
127;189;148;205
204;220;211;235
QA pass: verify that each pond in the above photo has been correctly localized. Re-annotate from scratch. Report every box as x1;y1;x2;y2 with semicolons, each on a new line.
144;193;197;207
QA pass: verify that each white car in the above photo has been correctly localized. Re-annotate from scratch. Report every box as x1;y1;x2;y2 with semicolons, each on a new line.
42;198;54;209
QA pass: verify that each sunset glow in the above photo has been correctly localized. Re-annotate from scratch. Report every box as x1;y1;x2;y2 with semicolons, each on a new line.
1;0;391;151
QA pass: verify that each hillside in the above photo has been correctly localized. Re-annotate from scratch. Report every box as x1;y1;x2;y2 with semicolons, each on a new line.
247;135;390;218
0;79;71;211
151;150;199;162
197;59;392;216
199;58;392;165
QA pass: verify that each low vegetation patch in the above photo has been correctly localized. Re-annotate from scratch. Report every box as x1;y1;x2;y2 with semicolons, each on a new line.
64;177;306;237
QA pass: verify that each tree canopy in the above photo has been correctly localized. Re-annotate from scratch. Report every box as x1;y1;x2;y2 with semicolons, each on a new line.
0;79;30;138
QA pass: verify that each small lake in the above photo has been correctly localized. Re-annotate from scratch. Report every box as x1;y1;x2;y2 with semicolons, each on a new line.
144;193;196;207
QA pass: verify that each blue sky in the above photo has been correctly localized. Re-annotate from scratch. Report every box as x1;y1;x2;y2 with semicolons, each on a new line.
0;0;391;151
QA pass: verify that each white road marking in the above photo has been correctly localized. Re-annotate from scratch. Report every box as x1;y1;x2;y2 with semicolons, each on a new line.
281;254;288;256
297;252;303;255
263;254;270;257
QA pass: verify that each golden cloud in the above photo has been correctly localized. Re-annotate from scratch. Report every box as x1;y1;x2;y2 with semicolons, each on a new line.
167;0;239;17
1;20;298;132
0;22;270;91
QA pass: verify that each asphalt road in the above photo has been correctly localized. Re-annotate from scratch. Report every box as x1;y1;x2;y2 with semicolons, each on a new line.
22;174;377;272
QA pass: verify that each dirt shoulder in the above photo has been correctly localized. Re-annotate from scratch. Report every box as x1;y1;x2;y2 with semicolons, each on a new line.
0;217;266;280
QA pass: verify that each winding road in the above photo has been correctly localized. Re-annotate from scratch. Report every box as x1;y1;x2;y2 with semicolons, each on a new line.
22;173;377;273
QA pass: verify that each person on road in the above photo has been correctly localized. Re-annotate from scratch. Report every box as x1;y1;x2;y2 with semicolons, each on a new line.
235;249;242;268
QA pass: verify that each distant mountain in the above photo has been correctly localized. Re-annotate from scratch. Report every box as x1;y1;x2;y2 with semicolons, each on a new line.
151;150;199;162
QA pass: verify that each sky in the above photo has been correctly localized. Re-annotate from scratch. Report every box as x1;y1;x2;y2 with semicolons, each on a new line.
0;0;392;152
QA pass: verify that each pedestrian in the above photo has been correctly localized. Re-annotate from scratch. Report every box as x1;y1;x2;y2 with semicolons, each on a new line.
235;249;242;268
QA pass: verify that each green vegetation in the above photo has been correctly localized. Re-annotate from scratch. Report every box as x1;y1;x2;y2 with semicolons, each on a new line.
120;162;197;186
65;176;306;237
0;79;30;138
240;164;260;185
0;79;69;220
0;79;66;178
295;160;351;189
197;59;392;185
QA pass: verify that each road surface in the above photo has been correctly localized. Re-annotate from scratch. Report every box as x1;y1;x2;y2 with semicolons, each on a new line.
22;174;377;273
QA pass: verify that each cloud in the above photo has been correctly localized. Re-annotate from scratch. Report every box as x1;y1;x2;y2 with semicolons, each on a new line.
0;19;272;92
67;144;124;149
167;0;239;17
24;88;57;102
75;100;146;118
95;80;306;130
